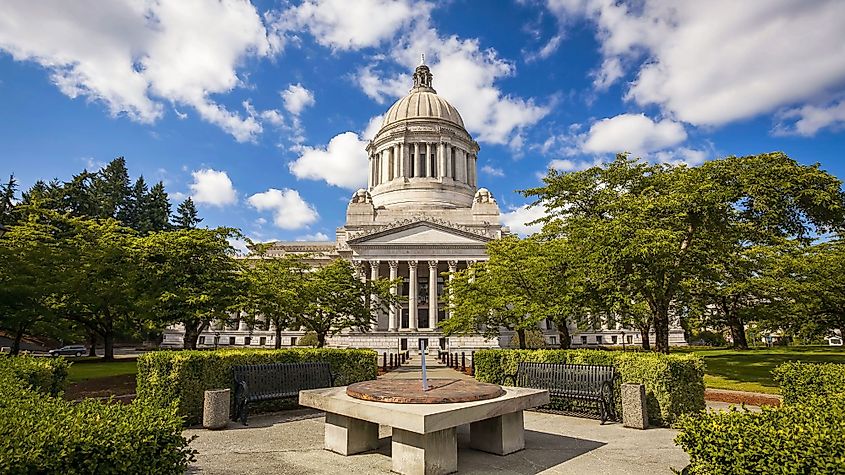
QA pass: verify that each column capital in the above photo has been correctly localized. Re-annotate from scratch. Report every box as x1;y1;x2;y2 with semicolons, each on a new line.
388;260;399;269
428;259;439;269
408;260;418;269
369;259;380;267
447;260;458;271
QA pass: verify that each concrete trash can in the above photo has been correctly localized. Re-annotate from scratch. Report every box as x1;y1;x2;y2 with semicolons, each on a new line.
621;383;649;430
203;389;231;430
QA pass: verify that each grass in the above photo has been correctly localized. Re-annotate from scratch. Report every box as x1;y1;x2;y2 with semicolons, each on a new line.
66;358;138;383
676;346;845;394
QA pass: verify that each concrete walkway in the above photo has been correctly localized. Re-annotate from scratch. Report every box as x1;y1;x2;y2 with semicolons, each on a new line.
186;409;689;474
379;352;473;381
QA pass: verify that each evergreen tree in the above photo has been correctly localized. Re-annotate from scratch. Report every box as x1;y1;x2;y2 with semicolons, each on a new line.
146;182;171;232
94;157;131;220
126;176;150;232
61;171;98;218
0;174;17;223
173;197;202;229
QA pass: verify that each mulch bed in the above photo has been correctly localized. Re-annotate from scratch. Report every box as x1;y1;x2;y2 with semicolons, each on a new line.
64;374;137;403
705;388;782;407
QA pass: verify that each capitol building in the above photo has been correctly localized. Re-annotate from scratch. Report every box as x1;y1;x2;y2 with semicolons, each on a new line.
162;62;686;353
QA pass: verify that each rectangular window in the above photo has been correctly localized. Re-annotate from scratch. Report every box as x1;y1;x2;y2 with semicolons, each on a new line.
596;335;603;344
627;335;633;344
259;336;266;346
244;337;251;346
290;337;297;346
550;336;557;345
400;338;408;350
611;335;618;344
580;336;587;345
199;336;205;345
229;336;236;345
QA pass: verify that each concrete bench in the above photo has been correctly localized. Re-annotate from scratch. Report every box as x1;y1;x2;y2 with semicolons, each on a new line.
299;386;549;475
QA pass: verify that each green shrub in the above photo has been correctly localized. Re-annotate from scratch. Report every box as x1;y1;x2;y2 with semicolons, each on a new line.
772;361;845;405
0;355;68;396
0;357;193;474
675;395;845;474
136;348;378;425
297;331;319;347
473;349;705;426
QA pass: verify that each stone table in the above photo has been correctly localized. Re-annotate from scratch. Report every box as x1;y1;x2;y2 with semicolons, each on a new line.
299;381;549;475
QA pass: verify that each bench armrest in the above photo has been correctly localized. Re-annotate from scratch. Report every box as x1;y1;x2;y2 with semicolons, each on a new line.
234;380;248;400
502;373;517;386
330;371;341;386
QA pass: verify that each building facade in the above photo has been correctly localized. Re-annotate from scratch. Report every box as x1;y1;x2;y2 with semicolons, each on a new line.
162;62;687;352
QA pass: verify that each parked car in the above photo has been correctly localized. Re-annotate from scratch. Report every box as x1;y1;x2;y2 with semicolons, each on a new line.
48;345;87;357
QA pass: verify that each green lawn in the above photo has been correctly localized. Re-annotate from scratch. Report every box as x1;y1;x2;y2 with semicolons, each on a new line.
65;359;138;383
676;346;845;394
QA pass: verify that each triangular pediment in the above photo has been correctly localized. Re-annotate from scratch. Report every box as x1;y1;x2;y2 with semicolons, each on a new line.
348;221;492;246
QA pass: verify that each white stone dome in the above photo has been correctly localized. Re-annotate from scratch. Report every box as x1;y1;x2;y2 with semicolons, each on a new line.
381;90;464;129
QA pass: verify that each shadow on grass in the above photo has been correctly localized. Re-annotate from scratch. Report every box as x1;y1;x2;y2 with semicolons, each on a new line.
704;352;845;389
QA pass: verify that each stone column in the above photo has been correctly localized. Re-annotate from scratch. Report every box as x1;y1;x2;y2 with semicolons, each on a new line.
238;317;249;331
423;143;430;177
367;155;373;189
383;149;391;184
445;146;452;179
428;260;438;328
447;260;458;319
369;261;380;331
469;154;476;187
413;143;419;178
456;149;466;184
398;143;405;179
438;142;446;179
408;260;418;331
388;260;398;332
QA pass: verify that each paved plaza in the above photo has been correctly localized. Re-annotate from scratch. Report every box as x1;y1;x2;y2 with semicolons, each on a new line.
185;355;695;474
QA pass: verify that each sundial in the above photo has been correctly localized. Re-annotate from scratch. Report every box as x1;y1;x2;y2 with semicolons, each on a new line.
347;341;504;404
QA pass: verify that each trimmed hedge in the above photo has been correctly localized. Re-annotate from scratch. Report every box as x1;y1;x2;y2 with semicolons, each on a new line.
0;355;68;396
136;348;378;425
675;395;845;474
473;349;705;426
772;361;845;405
0;357;194;474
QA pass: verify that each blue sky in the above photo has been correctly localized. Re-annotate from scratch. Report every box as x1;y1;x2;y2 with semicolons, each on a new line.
2;0;844;245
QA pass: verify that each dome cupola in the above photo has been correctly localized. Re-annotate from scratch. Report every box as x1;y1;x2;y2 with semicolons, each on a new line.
364;58;480;210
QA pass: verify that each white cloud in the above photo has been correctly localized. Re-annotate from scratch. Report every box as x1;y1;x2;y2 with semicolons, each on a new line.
548;158;604;172
652;147;708;167
247;188;319;230
501;205;547;236
480;165;505;177
296;232;330;242
776;100;845;137
270;0;422;51
0;0;275;142
525;34;563;62
547;0;845;128
582;113;687;155
281;84;315;116
350;8;550;145
189;169;237;207
289;115;383;190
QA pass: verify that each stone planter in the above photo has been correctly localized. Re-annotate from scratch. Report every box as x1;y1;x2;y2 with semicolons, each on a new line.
203;389;231;430
621;383;648;430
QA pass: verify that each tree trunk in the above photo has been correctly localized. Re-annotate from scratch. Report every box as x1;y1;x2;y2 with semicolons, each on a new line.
103;333;114;361
727;313;748;349
11;324;25;356
556;319;571;349
316;332;326;348
275;325;282;349
639;325;651;351
88;332;97;357
653;305;670;354
183;325;199;350
516;329;527;349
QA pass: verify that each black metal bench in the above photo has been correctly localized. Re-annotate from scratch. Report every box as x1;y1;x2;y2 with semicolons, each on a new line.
503;362;619;423
232;361;337;425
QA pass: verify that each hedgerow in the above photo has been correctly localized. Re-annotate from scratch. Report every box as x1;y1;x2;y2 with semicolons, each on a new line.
473;349;705;426
0;356;193;474
675;395;845;474
772;361;845;405
136;348;377;425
